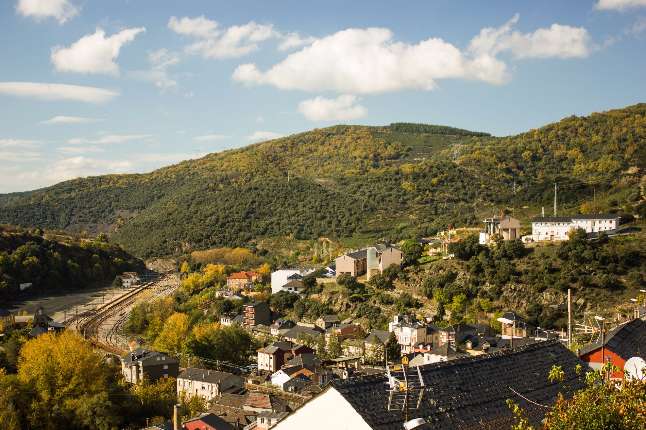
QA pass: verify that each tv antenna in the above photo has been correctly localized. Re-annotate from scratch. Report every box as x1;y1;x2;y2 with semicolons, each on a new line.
386;363;426;422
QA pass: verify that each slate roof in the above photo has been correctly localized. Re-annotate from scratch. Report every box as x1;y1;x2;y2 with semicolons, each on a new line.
319;314;341;323
365;330;391;344
571;214;620;220
345;249;368;260
258;341;294;354
328;340;585;430
122;348;179;366
578;318;646;359
283;325;323;340
530;216;574;223
178;368;242;385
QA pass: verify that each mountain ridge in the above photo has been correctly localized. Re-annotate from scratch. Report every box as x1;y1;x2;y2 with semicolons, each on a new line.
1;104;644;257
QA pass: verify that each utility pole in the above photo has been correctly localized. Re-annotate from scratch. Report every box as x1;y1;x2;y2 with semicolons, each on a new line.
567;289;572;349
553;183;558;216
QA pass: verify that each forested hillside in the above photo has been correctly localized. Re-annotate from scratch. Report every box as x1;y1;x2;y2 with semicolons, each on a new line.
0;227;144;302
0;104;644;258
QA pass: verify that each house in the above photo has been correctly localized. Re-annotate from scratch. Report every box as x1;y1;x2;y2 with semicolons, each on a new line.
29;306;65;337
336;245;403;279
220;313;244;327
282;324;324;345
272;353;328;391
177;368;244;402
326;323;364;343
243;392;288;414
315;315;340;330
120;272;140;288
365;244;403;280
271;269;312;295
364;330;391;363
226;271;260;290
121;348;179;384
578;318;646;379
531;214;620;242
341;338;365;357
254;411;289;430
335;250;368;277
388;315;431;354
408;343;463;366
182;413;234;430
278;279;306;295
244;302;272;327
257;341;313;372
270;319;295;336
479;215;521;245
497;312;531;340
273;341;585;430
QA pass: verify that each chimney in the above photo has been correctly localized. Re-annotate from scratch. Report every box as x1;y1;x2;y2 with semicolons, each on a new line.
173;404;181;430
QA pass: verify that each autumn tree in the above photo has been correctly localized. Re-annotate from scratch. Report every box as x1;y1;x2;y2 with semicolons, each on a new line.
154;312;190;355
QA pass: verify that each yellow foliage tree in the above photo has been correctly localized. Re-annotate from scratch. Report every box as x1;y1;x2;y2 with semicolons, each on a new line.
154;313;190;355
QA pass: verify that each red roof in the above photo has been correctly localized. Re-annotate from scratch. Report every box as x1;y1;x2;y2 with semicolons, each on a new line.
227;271;258;280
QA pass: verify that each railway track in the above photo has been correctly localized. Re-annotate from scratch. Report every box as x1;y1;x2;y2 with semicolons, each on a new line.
75;273;180;355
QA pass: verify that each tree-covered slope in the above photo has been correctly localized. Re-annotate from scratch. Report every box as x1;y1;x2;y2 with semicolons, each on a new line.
0;104;644;257
0;227;144;302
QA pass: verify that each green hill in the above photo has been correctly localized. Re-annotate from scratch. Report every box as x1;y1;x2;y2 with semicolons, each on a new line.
0;104;644;258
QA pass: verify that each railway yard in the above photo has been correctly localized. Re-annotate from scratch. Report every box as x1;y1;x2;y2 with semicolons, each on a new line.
69;273;180;355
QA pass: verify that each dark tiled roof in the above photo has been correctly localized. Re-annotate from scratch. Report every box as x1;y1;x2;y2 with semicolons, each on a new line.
345;249;368;260
365;330;391;344
121;348;179;366
284;325;323;340
329;341;585;430
258;341;294;354
319;314;340;323
578;319;646;359
530;216;573;223
178;368;242;385
571;214;620;220
0;308;11;317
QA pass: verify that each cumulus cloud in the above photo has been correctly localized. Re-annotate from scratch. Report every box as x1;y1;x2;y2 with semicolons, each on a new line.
131;48;180;91
298;95;367;121
169;16;275;59
193;134;228;142
247;131;283;142
46;156;134;183
0;82;118;103
67;134;153;146
41;115;101;125
278;32;317;51
16;0;78;24
234;16;592;94
51;27;145;75
596;0;646;10
469;14;591;59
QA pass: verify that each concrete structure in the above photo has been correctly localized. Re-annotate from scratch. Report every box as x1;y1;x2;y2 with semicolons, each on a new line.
177;368;244;402
121;348;179;384
531;214;620;242
337;244;403;279
257;341;313;372
120;272;140;288
479;215;521;245
335;250;367;277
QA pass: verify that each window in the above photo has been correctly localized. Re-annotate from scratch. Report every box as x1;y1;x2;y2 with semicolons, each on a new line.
163;364;168;369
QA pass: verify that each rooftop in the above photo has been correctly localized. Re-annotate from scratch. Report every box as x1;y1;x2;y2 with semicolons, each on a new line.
122;348;179;366
328;341;585;430
578;318;646;358
178;368;241;385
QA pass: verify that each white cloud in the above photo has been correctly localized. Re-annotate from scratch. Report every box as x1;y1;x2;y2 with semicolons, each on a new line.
0;82;118;103
234;17;592;94
298;95;367;121
0;139;41;162
67;134;153;145
131;48;180;91
16;0;78;24
278;32;317;51
46;156;135;183
57;145;104;154
247;131;284;142
41;115;101;125
596;0;646;10
193;134;228;142
51;27;145;75
169;16;276;59
469;15;591;59
628;16;646;34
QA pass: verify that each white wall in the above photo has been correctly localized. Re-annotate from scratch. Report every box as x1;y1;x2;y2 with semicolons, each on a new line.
274;388;373;430
271;270;301;295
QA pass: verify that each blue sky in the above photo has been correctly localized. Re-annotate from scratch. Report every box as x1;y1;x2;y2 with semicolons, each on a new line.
0;0;645;192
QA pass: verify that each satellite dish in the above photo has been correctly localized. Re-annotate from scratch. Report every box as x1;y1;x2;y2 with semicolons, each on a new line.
624;357;645;381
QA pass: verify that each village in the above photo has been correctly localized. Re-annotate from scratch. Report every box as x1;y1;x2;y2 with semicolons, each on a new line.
2;210;643;430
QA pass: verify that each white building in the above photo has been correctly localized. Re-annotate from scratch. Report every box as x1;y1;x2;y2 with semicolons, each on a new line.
531;214;620;242
120;272;140;288
388;315;429;355
271;269;313;295
176;368;244;402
